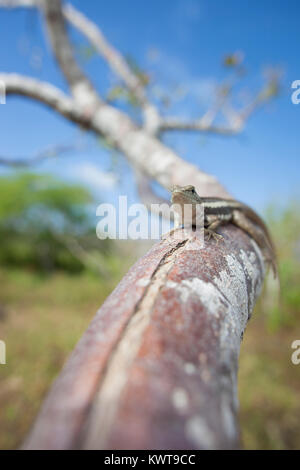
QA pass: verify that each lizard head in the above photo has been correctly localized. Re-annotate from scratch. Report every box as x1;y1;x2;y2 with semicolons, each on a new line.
171;185;201;205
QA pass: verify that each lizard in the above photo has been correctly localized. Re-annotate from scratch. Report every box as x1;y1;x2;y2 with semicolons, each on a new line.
168;184;277;278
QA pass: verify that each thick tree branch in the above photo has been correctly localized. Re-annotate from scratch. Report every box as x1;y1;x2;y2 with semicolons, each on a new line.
0;0;37;6
23;226;265;449
1;72;230;197
88;104;230;197
0;73;90;124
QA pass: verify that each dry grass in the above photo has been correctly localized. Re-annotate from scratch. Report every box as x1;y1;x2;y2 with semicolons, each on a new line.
0;268;125;449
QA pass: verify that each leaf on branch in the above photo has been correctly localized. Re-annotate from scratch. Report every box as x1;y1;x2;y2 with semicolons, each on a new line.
223;51;244;68
75;42;98;63
124;55;150;86
106;85;127;102
260;68;281;100
97;136;114;151
106;85;140;108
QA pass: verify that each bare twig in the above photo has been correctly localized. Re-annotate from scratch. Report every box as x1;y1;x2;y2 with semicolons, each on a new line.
159;88;272;135
159;118;241;135
0;143;81;167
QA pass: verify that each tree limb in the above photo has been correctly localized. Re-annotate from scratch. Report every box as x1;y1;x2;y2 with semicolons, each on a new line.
159;89;271;135
88;103;230;197
0;72;230;197
0;73;91;124
40;0;100;107
0;0;37;6
63;3;161;133
159;118;241;135
23;226;265;449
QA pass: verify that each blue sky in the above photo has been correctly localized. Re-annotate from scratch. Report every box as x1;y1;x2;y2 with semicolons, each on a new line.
0;0;299;213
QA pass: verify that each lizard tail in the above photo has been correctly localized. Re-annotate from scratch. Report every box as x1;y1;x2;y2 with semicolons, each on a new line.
240;204;278;277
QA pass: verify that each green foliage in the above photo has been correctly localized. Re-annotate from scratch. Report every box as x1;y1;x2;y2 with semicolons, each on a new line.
223;51;244;68
124;55;150;86
105;56;150;108
0;173;110;273
75;42;97;63
256;202;300;330
106;85;140;108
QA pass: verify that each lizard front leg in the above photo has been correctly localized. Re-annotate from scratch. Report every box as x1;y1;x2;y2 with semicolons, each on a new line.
204;216;224;242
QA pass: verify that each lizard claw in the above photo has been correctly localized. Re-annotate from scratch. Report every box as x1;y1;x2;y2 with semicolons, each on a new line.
204;228;223;243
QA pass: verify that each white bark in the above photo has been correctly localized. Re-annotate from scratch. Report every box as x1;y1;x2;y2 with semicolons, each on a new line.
0;73;86;123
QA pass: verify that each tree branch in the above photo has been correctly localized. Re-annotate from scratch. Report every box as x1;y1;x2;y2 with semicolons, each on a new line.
1;71;230;197
63;3;161;133
23;226;265;449
159;73;279;135
159;118;241;135
40;0;100;107
88;103;230;197
159;92;268;135
0;73;92;125
0;0;37;6
0;0;160;131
